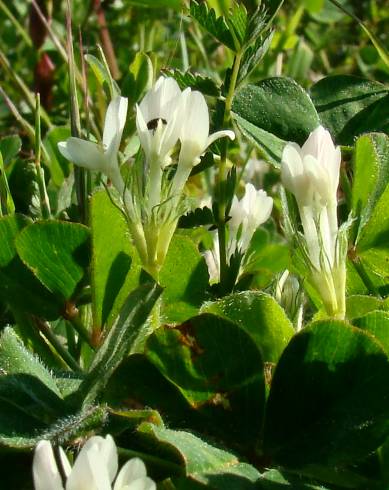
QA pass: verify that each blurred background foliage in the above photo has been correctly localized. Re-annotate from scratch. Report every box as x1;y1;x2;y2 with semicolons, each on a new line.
1;0;388;134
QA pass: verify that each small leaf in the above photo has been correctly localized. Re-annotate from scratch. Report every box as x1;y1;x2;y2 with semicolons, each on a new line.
15;220;90;300
0;135;21;165
85;53;120;98
190;1;235;51
162;69;220;97
42;126;71;187
122;52;153;103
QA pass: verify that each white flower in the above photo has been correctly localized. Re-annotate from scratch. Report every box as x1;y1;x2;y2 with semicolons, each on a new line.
281;125;346;319
178;90;235;168
136;76;183;167
58;96;128;193
281;125;340;208
229;183;273;254
204;184;273;283
33;436;156;490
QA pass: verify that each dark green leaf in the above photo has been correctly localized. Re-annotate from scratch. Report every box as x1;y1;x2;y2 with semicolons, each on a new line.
146;313;265;448
0;215;60;319
232;78;320;146
15;220;90;300
0;135;21;165
264;320;389;467
138;423;261;486
310;75;389;145
202;291;294;364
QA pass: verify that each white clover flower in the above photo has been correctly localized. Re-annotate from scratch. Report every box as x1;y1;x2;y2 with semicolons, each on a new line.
281;125;346;319
58;96;128;193
33;436;155;490
281;125;340;208
229;183;273;254
204;184;273;283
136;76;183;168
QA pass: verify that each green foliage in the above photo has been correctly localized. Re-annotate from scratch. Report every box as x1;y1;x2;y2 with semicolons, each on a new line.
159;235;209;322
15;220;90;300
310;75;389;145
264;320;389;468
90;190;142;329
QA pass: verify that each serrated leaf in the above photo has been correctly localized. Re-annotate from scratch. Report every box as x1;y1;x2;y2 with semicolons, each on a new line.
138;423;262;486
162;69;220;97
226;2;248;49
15;220;90;300
190;1;235;51
238;30;274;84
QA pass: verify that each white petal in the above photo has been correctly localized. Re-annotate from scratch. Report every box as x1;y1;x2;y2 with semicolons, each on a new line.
114;458;147;489
139;77;181;123
66;441;111;490
33;440;64;490
59;447;72;478
58;137;106;172
100;435;119;483
205;129;235;148
281;143;305;196
181;91;209;150
103;96;128;151
135;104;152;160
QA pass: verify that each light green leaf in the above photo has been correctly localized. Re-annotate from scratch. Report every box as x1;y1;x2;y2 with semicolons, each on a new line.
90;190;142;329
15;220;90;300
202;291;294;364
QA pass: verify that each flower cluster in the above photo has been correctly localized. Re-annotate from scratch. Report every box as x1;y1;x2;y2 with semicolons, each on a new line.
281;126;346;318
59;77;234;278
205;183;273;284
33;435;155;490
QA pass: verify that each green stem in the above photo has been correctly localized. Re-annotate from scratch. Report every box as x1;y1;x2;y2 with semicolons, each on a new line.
35;94;51;219
351;254;382;298
218;50;242;289
68;315;96;351
66;0;88;224
34;318;82;372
